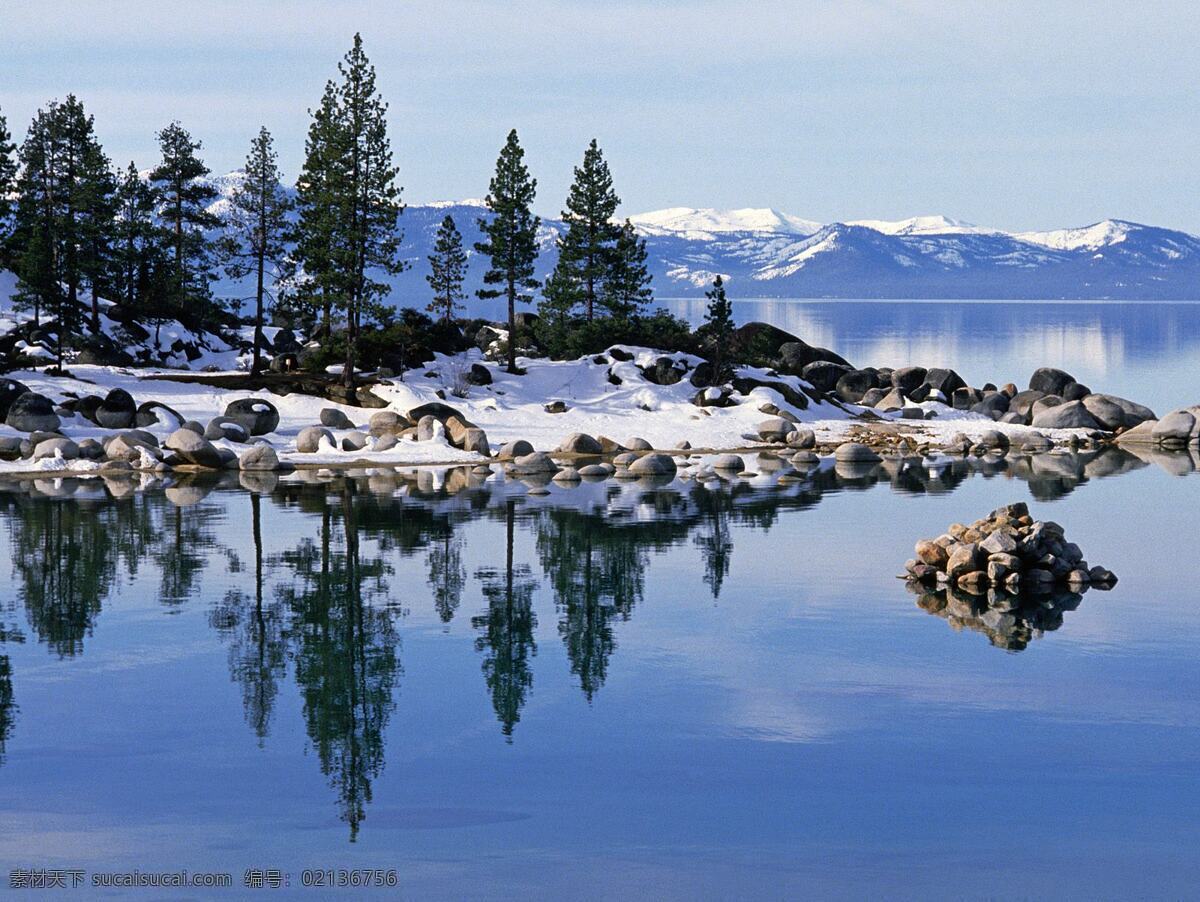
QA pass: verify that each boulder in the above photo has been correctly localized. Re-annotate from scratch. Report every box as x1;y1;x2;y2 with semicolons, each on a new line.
558;433;603;454
834;442;881;463
368;410;410;436
497;439;535;460
181;420;205;435
134;401;184;430
511;452;558;474
224;398;280;436
1009;390;1047;418
859;387;888;408
1029;367;1075;396
924;368;966;397
952;386;983;411
1151;409;1196;443
370;433;399;452
835;369;879;403
627;453;678;477
5;392;60;433
776;339;851;371
544;400;570;414
0;378;31;421
1030;395;1065;419
891;366;927;395
296;426;333;453
164;428;223;468
552;466;582;483
875;387;907;411
711;454;746;472
1030;400;1102;430
945;543;983;582
577;464;611;478
627;437;653;452
788;427;816;449
320;407;356;429
756;417;792;442
800;361;853;394
341;432;369;452
76;438;105;460
1062;381;1091;402
204;417;249;442
94;388;137;429
975;430;1010;453
1083;393;1155;429
31;437;79;461
239;444;281;471
417;415;443;442
467;363;492;386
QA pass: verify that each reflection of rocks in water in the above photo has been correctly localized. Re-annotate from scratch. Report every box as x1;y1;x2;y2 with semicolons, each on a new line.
911;582;1085;652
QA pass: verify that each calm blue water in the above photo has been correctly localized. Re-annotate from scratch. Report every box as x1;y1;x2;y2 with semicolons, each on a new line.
660;297;1200;413
0;447;1197;899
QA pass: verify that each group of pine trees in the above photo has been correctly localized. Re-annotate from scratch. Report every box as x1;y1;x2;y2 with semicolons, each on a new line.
0;34;734;384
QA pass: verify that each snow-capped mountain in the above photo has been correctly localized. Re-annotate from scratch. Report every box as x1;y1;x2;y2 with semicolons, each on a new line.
203;175;1200;307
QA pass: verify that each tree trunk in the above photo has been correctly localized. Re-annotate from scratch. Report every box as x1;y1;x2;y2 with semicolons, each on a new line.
252;246;265;375
507;277;517;374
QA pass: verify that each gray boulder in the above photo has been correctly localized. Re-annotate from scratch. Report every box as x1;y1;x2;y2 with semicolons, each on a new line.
711;454;746;472
558;433;603;454
511;452;558;474
891;366;927;395
95;388;137;429
1084;393;1156;430
1010;390;1047;418
368;410;408;435
801;361;853;394
788;427;816;449
370;433;399;452
224;398;280;436
835;369;879;403
924;368;966;397
296;426;333;453
164;428;223;468
341;432;369;452
1031;400;1102;430
320;407;356;429
834;442;881;463
497;439;535;460
1152;409;1196;443
0;379;31;421
239;444;281;471
135;400;184;430
204;416;249;442
627;453;678;477
757;417;792;442
5;393;60;433
875;387;907;411
32;436;79;461
76;438;105;460
627;437;653;452
1029;367;1075;396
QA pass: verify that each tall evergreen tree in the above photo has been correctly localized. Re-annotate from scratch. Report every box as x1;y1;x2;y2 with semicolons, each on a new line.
476;129;540;374
0;108;17;266
700;274;735;383
425;214;467;323
224;127;293;374
149;122;220;321
111;161;164;311
12;97;115;367
552;139;620;322
600;219;653;321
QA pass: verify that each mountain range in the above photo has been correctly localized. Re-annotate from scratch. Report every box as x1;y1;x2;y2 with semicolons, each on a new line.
207;174;1200;309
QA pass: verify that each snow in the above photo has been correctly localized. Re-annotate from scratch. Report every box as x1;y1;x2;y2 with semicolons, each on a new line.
844;214;995;236
1014;219;1134;251
629;207;822;239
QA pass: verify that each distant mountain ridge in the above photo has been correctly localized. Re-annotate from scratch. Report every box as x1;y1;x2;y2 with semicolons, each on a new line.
204;174;1200;307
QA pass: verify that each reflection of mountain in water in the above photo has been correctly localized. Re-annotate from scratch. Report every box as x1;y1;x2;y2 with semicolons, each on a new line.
909;582;1086;652
0;443;1170;835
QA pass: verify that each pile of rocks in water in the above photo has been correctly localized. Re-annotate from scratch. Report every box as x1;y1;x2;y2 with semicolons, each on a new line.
904;502;1117;595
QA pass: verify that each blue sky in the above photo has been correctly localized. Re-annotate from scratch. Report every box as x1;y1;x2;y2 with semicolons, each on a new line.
3;1;1198;231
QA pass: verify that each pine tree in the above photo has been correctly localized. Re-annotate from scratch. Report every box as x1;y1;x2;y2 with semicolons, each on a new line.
476;129;540;374
553;139;620;322
425;214;467;323
225;127;293;374
11;96;115;368
111;161;163;310
149;122;220;322
291;81;345;339
0;108;17;266
701;274;735;383
600;219;652;321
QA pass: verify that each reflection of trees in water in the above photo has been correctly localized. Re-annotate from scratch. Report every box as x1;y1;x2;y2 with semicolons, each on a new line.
276;488;400;841
0;652;15;764
154;502;222;607
473;499;538;739
427;532;465;625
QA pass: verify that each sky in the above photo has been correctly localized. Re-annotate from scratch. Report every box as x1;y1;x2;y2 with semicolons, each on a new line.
3;0;1199;232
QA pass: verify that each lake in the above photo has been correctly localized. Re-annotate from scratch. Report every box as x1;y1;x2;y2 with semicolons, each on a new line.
1;297;1199;899
0;444;1197;898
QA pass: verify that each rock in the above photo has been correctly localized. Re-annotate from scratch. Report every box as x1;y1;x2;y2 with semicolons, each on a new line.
320;407;356;429
204;417;249;442
833;442;881;463
341;432;369;452
915;539;949;568
511;452;558;474
1088;566;1118;587
467;363;492;386
31;437;79;461
788;427;816;449
800;361;853;394
975;430;1010;453
891;366;927;395
627;437;653;452
945;543;983;582
296;426;333;454
952;387;983;411
900;407;926;420
979;530;1018;555
998;411;1026;425
1015;431;1053;452
544;400;569;414
860;387;888;408
756;417;792;442
104;433;160;463
224;398;280;436
627;453;677;477
0;378;31;421
558;433;603;454
417;415;443;441
5;392;60;433
1031;400;1101;430
1151;409;1196;443
875;387;907;411
924;368;966;397
971;393;1010;419
644;356;685;386
1113;419;1158;445
711;454;746;472
370;433;399;452
1062;381;1090;401
1009;390;1047;419
134;401;184;430
217;447;239;468
835;369;879;403
94;388;137;429
457;426;490;456
1083;393;1155;429
612;451;639;469
577;464;611;478
497;439;535;460
164;428;223;468
675;440;693;450
368;410;409;436
597;436;627;454
181;420;205;435
239;444;281;471
552;466;582;483
775;338;851;371
1029;367;1075;396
